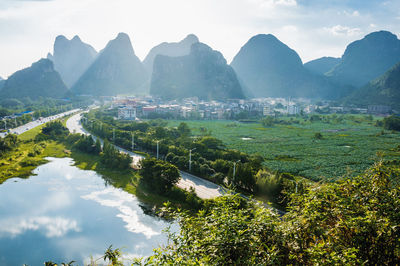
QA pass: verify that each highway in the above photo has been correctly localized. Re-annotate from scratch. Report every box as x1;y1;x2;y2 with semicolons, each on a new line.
0;109;81;138
66;113;224;199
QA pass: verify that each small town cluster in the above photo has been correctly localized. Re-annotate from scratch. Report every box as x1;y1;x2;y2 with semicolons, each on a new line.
106;96;393;121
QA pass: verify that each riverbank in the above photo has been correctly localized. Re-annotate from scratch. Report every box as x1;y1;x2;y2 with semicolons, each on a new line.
0;116;73;183
1;114;203;211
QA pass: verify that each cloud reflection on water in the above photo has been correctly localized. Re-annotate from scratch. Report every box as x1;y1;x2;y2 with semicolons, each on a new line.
0;216;80;238
82;188;160;239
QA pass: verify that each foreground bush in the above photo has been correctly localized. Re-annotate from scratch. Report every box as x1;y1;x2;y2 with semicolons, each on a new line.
137;161;400;265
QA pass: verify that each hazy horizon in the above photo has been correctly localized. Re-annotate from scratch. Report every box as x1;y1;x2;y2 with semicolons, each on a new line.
0;0;399;78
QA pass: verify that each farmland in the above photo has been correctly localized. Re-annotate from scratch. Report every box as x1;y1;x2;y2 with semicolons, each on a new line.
167;115;400;181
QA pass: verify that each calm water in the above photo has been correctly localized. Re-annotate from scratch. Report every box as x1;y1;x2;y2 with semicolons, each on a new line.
0;157;172;265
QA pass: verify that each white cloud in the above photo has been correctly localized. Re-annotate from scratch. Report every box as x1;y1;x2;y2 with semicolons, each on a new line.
275;0;297;6
342;10;360;17
324;25;362;36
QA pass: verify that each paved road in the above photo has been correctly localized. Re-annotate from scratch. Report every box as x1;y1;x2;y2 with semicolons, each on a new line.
66;113;223;199
0;109;81;138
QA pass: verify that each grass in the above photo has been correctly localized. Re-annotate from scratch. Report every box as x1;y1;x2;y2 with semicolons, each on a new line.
0;115;74;183
0;140;68;183
167;115;400;181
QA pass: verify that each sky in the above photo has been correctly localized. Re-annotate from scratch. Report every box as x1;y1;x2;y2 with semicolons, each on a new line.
0;0;399;78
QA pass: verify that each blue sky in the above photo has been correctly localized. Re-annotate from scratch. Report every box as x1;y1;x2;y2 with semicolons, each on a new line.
0;0;399;78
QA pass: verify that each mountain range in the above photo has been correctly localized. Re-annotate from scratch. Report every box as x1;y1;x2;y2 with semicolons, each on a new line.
0;59;68;100
151;42;244;100
1;30;400;108
48;35;97;88
71;33;148;96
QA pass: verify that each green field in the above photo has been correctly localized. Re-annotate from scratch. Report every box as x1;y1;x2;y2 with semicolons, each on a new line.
167;116;400;181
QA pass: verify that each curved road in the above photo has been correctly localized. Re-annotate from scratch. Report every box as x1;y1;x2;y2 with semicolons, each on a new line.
66;113;224;199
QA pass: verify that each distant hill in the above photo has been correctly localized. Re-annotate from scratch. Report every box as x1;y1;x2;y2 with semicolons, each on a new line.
0;59;68;99
151;42;244;100
143;34;199;75
71;33;148;96
231;34;339;98
326;31;400;88
48;35;97;88
344;62;400;111
304;57;340;75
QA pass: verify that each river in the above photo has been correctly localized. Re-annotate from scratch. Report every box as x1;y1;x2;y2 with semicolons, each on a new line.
0;157;173;265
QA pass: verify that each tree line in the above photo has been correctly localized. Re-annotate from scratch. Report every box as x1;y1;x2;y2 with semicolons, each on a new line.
82;109;299;207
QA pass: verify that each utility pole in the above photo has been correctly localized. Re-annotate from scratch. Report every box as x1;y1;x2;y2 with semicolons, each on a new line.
156;140;159;160
189;148;196;172
131;132;135;151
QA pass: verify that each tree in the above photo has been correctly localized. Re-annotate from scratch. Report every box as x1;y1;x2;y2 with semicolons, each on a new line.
383;115;400;131
197;136;224;150
104;245;123;266
0;134;18;155
41;121;69;140
136;195;281;265
137;161;400;265
101;140;132;169
177;122;191;137
234;163;256;192
139;157;180;194
261;116;274;127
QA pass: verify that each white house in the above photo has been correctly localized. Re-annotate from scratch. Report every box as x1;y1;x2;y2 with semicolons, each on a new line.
118;106;137;120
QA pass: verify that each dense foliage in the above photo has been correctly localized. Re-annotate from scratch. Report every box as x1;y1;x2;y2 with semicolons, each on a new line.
0;134;18;156
73;135;102;154
100;141;132;169
82;109;265;194
383;115;400;131
139;157;180;194
36;121;69;141
138;161;400;265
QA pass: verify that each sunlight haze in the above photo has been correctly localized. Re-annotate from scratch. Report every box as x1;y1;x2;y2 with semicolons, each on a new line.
0;0;399;77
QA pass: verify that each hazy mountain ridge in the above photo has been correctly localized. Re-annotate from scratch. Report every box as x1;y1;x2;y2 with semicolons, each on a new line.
151;42;245;100
304;57;341;75
143;34;199;75
2;30;400;101
71;33;148;96
48;35;97;88
231;34;340;99
326;31;400;88
344;62;400;110
0;59;68;99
